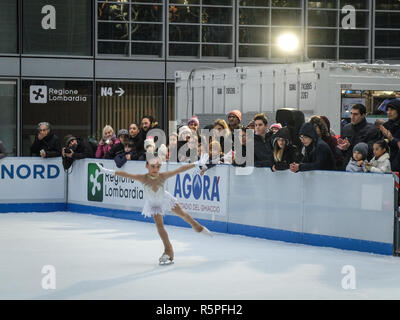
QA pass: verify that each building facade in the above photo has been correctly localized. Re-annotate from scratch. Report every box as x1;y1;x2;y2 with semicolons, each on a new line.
1;0;400;155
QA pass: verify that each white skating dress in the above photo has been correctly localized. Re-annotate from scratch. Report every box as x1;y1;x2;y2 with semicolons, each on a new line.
142;174;178;218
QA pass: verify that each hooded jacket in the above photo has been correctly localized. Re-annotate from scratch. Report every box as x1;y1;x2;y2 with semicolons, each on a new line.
30;130;62;158
271;127;300;171
383;99;400;171
340;117;380;168
95;136;120;159
298;122;335;171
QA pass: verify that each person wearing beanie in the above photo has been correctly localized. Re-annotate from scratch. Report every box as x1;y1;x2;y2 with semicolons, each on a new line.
188;116;200;132
380;99;400;171
105;129;130;159
346;142;368;172
227;109;243;152
269;123;282;135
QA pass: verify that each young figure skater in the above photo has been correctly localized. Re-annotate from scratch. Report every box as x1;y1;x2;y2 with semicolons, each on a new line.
97;154;211;265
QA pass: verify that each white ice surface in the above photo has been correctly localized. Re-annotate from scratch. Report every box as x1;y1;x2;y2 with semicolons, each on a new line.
1;211;400;300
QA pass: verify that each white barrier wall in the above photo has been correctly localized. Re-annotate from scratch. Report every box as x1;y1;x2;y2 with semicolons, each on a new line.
66;159;396;255
0;157;66;211
0;157;396;255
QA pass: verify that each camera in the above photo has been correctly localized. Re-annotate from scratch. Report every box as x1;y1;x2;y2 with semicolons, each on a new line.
64;147;73;154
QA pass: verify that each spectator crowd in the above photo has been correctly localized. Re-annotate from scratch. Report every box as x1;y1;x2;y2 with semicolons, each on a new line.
3;100;400;175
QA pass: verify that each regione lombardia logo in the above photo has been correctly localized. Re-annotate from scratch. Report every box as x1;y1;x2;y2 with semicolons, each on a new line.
88;163;103;202
30;85;48;103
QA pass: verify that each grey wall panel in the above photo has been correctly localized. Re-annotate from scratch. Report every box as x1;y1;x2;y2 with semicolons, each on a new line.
228;168;303;232
0;57;20;76
95;60;165;80
167;61;235;80
302;171;394;244
21;58;93;78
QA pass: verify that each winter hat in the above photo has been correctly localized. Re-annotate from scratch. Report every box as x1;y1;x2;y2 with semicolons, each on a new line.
188;116;200;127
178;125;192;140
270;123;282;131
386;99;400;113
228;110;242;122
353;142;368;159
157;144;168;157
65;135;77;147
144;136;155;150
117;129;129;137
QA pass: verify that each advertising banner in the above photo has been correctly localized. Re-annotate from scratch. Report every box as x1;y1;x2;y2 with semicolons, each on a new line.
0;157;65;203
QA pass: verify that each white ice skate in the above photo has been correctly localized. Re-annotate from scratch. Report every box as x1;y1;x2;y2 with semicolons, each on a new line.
159;253;174;266
200;226;213;237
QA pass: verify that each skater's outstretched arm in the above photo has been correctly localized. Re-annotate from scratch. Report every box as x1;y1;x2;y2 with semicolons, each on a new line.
162;163;196;179
97;163;145;183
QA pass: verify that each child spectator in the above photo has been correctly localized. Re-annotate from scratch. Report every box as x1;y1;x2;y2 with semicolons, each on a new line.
346;142;368;172
114;141;136;168
168;132;178;162
364;140;391;173
269;123;282;135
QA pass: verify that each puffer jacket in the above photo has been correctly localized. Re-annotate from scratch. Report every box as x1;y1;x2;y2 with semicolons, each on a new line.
365;152;391;173
298;123;335;171
30;131;61;158
95;136;120;159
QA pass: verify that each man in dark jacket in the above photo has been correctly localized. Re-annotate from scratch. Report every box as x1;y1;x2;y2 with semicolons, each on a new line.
379;99;400;171
290;122;335;172
337;104;380;169
62;135;94;170
30;122;61;158
253;113;273;167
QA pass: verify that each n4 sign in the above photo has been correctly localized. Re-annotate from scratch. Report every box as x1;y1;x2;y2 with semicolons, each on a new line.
100;87;125;97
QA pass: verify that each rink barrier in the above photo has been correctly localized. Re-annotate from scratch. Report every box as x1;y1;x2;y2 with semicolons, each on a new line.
0;157;397;256
0;157;66;212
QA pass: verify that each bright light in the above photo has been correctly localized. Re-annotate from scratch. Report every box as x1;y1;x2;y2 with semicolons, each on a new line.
277;33;299;53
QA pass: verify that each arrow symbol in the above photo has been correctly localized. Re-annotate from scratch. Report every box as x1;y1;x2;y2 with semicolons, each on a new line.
115;88;125;96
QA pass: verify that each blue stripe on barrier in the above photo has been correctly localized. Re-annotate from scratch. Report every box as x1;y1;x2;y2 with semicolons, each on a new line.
0;202;66;213
1;202;393;256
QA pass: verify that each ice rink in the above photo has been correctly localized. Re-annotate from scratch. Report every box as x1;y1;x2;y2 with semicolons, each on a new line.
1;211;400;300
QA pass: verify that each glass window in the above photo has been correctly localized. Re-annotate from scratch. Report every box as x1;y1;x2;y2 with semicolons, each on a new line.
169;6;200;23
239;27;269;44
308;1;338;9
375;30;400;47
23;0;92;56
375;0;400;10
202;7;232;24
239;45;269;58
339;47;368;60
307;46;337;60
169;43;199;56
96;82;164;139
239;0;269;5
239;8;270;25
98;1;164;57
202;44;232;58
22;80;92;156
202;26;232;43
169;25;200;42
308;29;337;46
271;9;302;26
167;82;175;125
375;12;400;29
340;29;369;46
0;80;17;156
308;10;338;27
271;0;301;7
375;48;400;60
347;0;369;10
0;0;18;54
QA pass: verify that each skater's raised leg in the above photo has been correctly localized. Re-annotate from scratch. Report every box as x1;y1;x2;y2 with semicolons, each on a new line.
172;204;212;236
153;214;174;261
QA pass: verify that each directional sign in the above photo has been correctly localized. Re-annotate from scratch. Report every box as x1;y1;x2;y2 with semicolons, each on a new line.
100;87;125;97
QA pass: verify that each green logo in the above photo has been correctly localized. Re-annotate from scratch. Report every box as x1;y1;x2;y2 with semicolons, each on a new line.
88;163;103;202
